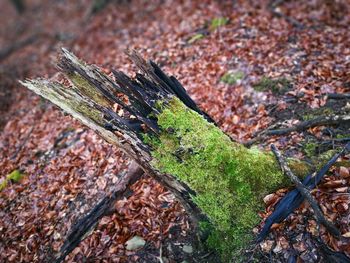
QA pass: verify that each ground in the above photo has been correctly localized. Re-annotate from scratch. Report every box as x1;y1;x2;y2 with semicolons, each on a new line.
0;0;349;262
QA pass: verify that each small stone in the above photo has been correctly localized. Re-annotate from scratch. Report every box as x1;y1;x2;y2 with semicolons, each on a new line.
182;245;193;254
125;236;146;250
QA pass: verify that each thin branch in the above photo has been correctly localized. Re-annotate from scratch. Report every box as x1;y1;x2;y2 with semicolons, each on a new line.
54;161;144;263
327;93;350;100
266;115;350;136
271;144;340;237
0;34;37;61
245;114;350;147
258;142;350;241
268;0;305;29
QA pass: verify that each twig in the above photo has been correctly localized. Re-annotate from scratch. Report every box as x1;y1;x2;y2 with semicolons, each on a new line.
327;93;350;100
314;237;350;263
268;0;305;29
54;161;144;263
258;143;349;241
245;115;350;147
265;115;350;136
271;144;340;237
0;34;38;61
157;244;164;263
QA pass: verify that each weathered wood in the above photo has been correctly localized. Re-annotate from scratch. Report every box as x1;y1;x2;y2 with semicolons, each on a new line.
21;48;207;232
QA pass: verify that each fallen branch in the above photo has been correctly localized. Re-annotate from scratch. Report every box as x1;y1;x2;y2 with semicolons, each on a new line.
268;0;305;29
271;144;340;237
0;34;38;61
245;115;350;147
315;237;350;263
327;93;350;100
54;161;144;263
257;142;350;241
265;115;350;136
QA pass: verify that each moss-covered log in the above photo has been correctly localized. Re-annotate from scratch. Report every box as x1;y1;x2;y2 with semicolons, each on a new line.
21;49;311;261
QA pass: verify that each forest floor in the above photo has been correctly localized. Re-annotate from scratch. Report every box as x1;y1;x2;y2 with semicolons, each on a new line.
0;0;349;262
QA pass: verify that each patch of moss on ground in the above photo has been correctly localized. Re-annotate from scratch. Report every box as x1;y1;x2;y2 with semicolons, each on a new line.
0;179;7;191
253;77;291;94
0;169;24;192
221;71;244;85
145;97;287;261
210;17;229;30
302;107;334;121
303;141;318;157
7;169;24;182
336;133;350;139
188;33;204;44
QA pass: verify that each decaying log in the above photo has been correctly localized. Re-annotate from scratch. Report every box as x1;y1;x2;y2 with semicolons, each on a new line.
21;49;207;230
21;48;345;261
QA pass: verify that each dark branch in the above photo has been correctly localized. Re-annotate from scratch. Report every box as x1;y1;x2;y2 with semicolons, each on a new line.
54;162;144;263
0;34;37;61
327;93;350;100
271;144;340;237
265;115;350;136
257;142;350;241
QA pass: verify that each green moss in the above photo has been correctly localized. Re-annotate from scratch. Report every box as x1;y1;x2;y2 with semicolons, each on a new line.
210;17;229;30
303;107;334;121
7;169;24;182
0;170;24;192
253;77;291;94
69;72;110;107
313;149;338;170
303;142;318;157
221;71;244;85
0;179;7;191
287;158;312;177
188;33;204;44
145;97;287;260
336;133;350;139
